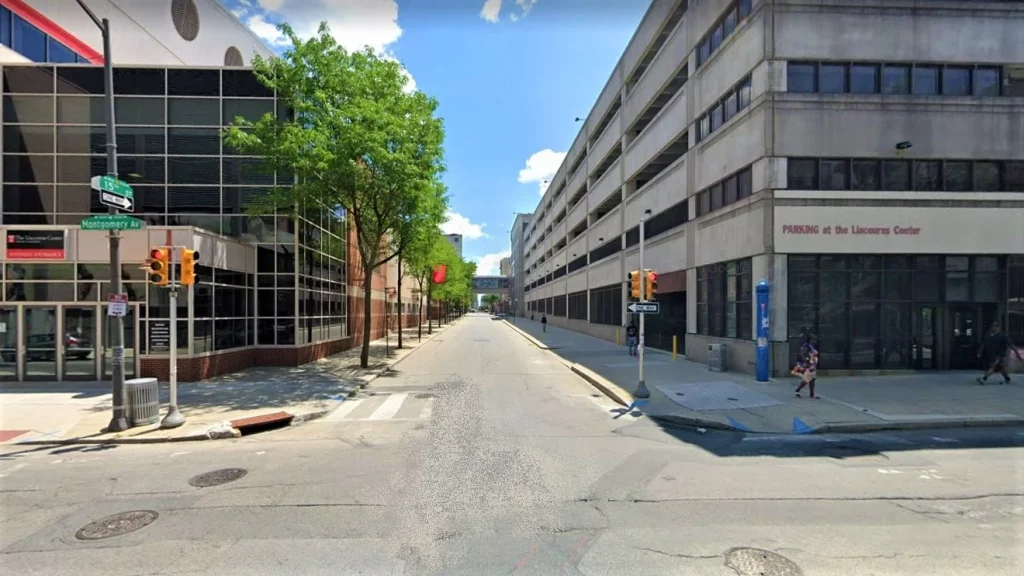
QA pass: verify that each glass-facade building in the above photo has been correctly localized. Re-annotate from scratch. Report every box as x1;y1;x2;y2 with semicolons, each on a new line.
0;63;348;382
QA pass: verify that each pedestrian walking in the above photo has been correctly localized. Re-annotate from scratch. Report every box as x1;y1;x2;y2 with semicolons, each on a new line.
976;322;1021;385
541;313;547;333
626;322;639;356
793;333;820;399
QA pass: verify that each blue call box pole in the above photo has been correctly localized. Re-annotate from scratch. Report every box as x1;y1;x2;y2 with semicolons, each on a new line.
755;280;770;382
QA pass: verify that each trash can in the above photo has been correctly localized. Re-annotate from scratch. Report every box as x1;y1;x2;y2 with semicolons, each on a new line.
708;343;727;372
126;377;160;426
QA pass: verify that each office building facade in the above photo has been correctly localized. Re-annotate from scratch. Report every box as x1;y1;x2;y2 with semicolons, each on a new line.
522;0;1024;375
509;212;531;317
444;233;463;259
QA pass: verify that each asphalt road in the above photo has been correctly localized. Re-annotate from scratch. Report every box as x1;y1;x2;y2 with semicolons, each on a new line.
1;313;1022;575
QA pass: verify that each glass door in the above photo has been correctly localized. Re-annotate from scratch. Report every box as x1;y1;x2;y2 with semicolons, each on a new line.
23;306;58;380
914;305;937;370
63;306;98;380
0;307;16;382
948;304;979;370
101;304;138;380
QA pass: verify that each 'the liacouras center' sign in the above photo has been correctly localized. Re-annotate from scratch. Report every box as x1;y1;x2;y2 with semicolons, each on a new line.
781;224;922;236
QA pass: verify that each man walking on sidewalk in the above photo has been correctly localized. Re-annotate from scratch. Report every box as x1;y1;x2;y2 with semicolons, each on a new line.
626;322;639;356
541;313;547;333
977;322;1021;385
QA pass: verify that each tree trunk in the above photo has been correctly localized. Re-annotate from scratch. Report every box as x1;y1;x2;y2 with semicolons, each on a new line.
417;282;423;341
360;262;373;368
427;283;433;334
397;257;403;350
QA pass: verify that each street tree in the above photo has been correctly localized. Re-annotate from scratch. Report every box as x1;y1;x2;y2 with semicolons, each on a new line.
223;22;447;368
392;184;447;349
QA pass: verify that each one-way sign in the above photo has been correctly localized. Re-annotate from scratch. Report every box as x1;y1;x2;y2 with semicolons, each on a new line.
628;301;660;314
100;191;134;212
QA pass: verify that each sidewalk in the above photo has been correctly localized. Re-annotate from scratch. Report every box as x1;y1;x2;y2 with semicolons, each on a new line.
504;318;1024;434
0;321;455;445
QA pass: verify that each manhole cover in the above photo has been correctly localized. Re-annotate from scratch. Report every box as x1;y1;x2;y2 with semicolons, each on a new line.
415;393;436;399
725;547;803;576
189;468;248;488
76;510;158;540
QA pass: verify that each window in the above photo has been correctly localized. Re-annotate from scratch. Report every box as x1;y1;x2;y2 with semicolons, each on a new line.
942;67;970;96
168;98;220;126
645;200;688;239
788;62;816;93
589;284;622;326
851;159;880;191
788;158;818;189
820;159;849;190
710;104;723;131
973;161;1001;191
943;161;971;192
737;168;752;199
850;64;878;94
567;291;587;320
710;25;723;52
738;77;752;109
696;1;753;70
882;160;911;190
739;0;752;18
711;183;723;210
723;92;738;121
723;9;737;36
12;15;45;62
1007;162;1024;191
698;40;710;67
912;66;939;95
819;64;847;94
697;258;752;339
46;38;76;63
913;160;941;191
973;67;1001;97
698;115;710;142
695;165;753;217
882;65;910;94
723;176;738;204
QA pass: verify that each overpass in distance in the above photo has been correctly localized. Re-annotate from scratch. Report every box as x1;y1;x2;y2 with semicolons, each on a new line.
471;276;508;296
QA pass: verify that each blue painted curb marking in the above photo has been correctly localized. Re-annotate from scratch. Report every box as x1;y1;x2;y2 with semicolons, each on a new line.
792;417;813;434
627;399;650;410
727;416;753;432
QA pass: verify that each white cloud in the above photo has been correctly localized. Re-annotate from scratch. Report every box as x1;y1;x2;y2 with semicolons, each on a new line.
474;251;511;276
514;0;539;18
479;0;501;23
246;0;415;91
518;148;566;196
442;211;487;240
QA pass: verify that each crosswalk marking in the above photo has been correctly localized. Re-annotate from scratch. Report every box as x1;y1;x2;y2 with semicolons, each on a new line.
325;398;365;421
367;393;409;421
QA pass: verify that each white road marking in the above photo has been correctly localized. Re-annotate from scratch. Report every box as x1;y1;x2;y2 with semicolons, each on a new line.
255;451;266;456
170;452;190;458
324;398;364;421
367;393;408;421
419;399;434;419
51;459;63;464
0;463;28;477
931;436;960;444
878;469;904;474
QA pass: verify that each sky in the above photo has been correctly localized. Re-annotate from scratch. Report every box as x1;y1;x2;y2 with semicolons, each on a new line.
222;0;649;275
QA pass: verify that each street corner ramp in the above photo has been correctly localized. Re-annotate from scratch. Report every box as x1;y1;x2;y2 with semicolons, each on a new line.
230;411;294;436
655;381;784;411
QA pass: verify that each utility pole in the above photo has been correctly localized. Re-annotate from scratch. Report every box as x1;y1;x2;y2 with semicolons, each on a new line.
75;0;127;431
162;243;185;428
635;209;652;399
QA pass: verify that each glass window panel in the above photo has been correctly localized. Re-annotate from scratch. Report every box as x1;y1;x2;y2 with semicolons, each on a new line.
738;78;752;109
850;64;878;94
3;94;54;123
14;282;75;301
913;160;941;191
789;255;817;272
12;16;46;62
974;273;1001;303
914;271;941;301
737;168;752;198
168;98;219;126
883;271;912;300
118;156;165;184
2;65;53;93
223;99;275;124
946;271;970;302
723;92;737;122
115;97;165;125
789;271;817;303
973;67;1000;97
167;69;220;97
278;289;295;317
941;67;970;96
851;271;881;300
820;255;847;271
739;0;752;18
698;40;710;67
817;302;848;368
2;184;54;213
973;161;1001;191
168;157;220;184
167;186;219;213
881;65;910;95
3;154;53;182
943;161;971;192
819;271;848;301
113;68;165;95
47;38;76;63
849;302;879;369
1008;162;1024;191
788;63;815;93
710;183;723;210
723;176;738;205
117;126;165;155
0;8;9;47
710;25;723;51
820;159;849;190
3;124;52;154
223;157;275;185
819;64;847;94
55;155;104;183
851;159;880;190
788;158;818;189
881;303;911;369
55;184;96;213
724;9;737;36
882;160;910;190
885;255;911;270
912;66;939;95
168;127;220;155
710;104;723;131
57;67;104;95
57;95;106;125
222;69;273;98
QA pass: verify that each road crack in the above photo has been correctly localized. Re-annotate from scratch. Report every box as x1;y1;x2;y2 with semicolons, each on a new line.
635;546;719;560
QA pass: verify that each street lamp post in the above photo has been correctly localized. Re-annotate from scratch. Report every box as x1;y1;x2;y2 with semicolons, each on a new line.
635;209;652;399
75;0;128;431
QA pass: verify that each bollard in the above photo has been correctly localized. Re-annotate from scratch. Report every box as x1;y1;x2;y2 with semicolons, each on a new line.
672;335;677;360
616;328;620;346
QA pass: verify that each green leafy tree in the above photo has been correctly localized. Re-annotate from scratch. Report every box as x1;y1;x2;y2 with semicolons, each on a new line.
223;22;447;368
482;293;502;311
392;186;447;349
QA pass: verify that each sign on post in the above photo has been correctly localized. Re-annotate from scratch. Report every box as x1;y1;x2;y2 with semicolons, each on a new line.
81;214;145;231
627;301;660;314
91;175;134;212
107;293;128;317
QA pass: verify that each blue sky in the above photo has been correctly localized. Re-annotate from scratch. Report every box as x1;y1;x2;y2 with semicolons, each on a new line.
222;0;648;274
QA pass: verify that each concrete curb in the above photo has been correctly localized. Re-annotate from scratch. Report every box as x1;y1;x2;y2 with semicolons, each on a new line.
807;416;1024;434
647;414;737;432
569;364;634;407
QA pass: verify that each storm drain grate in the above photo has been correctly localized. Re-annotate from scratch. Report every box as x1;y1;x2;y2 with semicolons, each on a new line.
189;468;248;488
724;547;803;576
415;393;436;400
76;510;158;540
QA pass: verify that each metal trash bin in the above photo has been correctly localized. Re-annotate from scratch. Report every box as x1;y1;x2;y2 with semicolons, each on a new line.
126;377;160;426
708;343;727;372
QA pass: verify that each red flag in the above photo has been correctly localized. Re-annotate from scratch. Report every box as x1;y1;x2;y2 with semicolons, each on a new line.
432;264;447;284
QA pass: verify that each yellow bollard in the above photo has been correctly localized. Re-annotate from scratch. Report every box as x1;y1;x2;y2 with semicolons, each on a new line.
616;329;620;346
672;335;678;360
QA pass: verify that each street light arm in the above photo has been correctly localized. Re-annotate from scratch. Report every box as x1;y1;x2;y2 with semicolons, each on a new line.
74;0;104;30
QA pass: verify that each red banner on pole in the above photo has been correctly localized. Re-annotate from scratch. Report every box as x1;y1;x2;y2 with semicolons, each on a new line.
432;264;447;284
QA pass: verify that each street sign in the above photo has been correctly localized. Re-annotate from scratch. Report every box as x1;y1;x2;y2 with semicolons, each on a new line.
627;301;660;314
107;293;128;317
80;214;145;231
92;175;135;212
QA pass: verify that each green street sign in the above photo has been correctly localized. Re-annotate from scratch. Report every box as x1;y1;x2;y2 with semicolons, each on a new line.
90;175;134;199
80;214;145;231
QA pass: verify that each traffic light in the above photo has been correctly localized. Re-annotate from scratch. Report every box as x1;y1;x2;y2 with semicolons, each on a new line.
645;269;658;300
148;248;170;286
180;248;200;286
628;270;641;300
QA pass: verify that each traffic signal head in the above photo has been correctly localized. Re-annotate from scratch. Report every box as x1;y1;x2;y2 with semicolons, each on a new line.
628;270;641;300
646;270;658;300
180;248;200;286
148;248;170;286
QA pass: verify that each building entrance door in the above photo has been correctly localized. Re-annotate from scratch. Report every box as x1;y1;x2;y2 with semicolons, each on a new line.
0;307;16;382
63;306;99;380
949;304;980;370
914;305;937;370
22;306;58;381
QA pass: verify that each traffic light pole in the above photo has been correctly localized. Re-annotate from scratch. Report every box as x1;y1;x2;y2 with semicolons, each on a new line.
635;212;650;399
162;245;185;428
